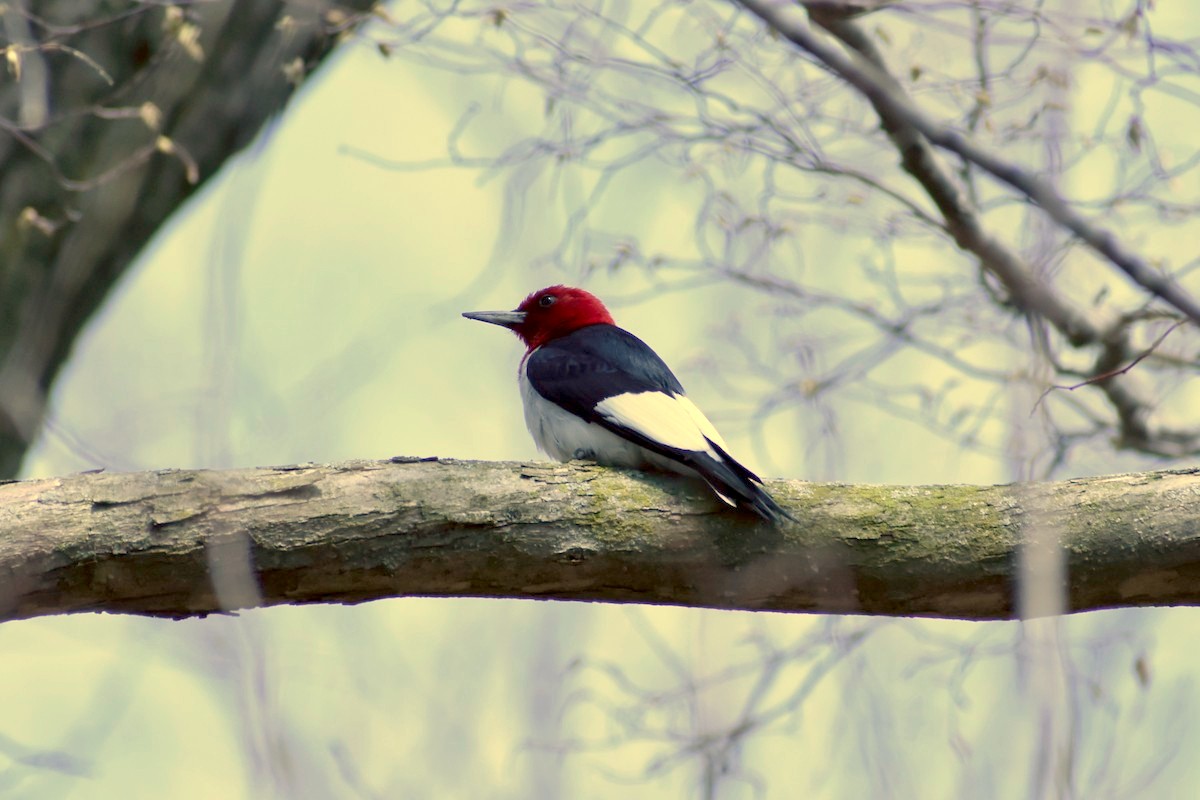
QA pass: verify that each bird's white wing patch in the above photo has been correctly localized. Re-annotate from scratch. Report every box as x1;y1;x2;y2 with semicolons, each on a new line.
595;391;726;454
675;395;728;451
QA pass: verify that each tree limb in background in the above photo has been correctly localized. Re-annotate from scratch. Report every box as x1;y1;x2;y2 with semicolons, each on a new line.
2;457;1199;623
0;0;376;479
745;0;1200;459
743;0;1200;326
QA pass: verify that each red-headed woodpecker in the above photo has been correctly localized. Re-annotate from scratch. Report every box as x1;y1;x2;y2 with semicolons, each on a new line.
464;286;791;522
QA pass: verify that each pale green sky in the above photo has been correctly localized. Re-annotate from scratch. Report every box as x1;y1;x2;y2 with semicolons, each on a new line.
5;4;1200;797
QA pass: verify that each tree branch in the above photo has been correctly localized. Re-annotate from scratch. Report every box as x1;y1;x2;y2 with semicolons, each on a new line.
734;0;1200;459
2;458;1199;623
0;0;376;478
737;0;1200;328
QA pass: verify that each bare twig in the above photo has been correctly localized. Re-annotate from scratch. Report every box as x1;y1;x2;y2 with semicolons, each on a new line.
1032;320;1187;413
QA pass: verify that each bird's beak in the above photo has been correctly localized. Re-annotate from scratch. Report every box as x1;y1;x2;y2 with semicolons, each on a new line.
462;309;527;329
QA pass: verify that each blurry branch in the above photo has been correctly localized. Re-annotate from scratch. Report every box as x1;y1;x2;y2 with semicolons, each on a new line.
738;0;1200;458
746;0;1200;326
3;457;1200;623
0;0;376;478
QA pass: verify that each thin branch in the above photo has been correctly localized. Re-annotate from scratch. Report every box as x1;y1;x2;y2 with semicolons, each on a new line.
1032;320;1187;413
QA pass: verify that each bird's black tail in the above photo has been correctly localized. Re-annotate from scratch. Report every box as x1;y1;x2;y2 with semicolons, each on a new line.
691;439;795;524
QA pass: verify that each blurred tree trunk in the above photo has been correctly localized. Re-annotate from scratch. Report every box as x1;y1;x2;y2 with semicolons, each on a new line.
0;0;375;478
3;458;1198;623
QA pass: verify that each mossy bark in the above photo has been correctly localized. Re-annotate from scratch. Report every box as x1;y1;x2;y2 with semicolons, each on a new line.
2;458;1198;622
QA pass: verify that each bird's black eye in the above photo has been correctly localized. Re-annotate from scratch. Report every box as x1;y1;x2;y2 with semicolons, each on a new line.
538;295;557;308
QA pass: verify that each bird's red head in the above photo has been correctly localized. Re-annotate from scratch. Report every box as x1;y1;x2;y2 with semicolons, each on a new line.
464;285;615;350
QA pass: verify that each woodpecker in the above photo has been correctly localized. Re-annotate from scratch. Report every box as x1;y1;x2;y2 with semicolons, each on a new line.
463;285;791;523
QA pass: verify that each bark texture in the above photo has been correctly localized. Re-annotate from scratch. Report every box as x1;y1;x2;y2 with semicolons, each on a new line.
0;1;374;478
2;458;1199;623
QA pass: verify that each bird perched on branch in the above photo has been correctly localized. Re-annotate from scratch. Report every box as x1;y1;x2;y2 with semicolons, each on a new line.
464;286;792;523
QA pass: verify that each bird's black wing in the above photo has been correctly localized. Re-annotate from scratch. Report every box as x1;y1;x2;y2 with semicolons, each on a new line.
525;324;684;422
